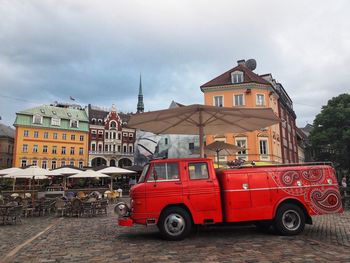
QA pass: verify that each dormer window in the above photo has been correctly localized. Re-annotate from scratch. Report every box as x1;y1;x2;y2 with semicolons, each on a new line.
231;71;244;84
110;121;117;129
51;117;61;126
33;114;43;124
70;119;79;128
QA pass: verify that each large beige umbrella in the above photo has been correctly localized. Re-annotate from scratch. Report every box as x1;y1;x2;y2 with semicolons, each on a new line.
68;170;111;178
99;167;136;191
205;141;245;168
128;104;280;157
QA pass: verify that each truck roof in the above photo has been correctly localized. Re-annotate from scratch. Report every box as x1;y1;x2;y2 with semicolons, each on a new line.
150;157;212;163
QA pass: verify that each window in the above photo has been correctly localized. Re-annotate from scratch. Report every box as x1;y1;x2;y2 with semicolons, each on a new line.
70;119;79;128
165;138;168;145
118;133;121;140
123;145;127;153
51;117;61;126
105;132;109;139
91;143;96;151
52;146;57;154
147;163;179;181
231;71;244;84
24;130;29;137
214;96;223;107
62;133;67;140
188;162;209;180
259;139;268;155
71;134;75;140
53;133;58;139
34;131;39;138
44;132;49;139
113;132;116;139
51;160;57;170
43;145;48;153
33;145;38;153
80;135;84;141
42;160;47;169
79;148;84;155
256;94;265;106
62;147;66;155
189;143;195;150
22;144;28;153
79;161;84;169
105;145;108;152
110;121;117;129
33;115;43;124
236;139;247;155
21;159;27;167
234;94;244;106
32;160;37;166
70;160;75;166
118;145;121;152
61;160;66;167
70;147;75;155
129;146;133;153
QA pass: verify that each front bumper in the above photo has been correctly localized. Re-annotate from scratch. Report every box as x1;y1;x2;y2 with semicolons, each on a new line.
118;217;134;227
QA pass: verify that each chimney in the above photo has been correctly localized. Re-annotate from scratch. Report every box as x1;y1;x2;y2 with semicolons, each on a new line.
237;59;246;66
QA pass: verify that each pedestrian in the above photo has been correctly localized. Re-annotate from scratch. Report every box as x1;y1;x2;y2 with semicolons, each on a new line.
342;177;347;197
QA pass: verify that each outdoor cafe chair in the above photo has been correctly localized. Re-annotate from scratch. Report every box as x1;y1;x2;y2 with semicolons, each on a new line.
70;198;82;217
96;199;108;215
5;205;23;225
22;199;35;218
81;201;95;217
55;198;67;217
39;199;56;216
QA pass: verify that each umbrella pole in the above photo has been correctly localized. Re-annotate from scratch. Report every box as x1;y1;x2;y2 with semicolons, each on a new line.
13;178;16;191
110;176;113;191
217;150;220;168
199;110;204;158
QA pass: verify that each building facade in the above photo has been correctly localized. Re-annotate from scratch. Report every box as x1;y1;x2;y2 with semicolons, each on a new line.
0;123;15;168
88;104;135;167
13;104;89;169
201;59;298;164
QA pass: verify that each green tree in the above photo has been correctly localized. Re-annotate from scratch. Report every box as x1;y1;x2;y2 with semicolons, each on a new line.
309;93;350;176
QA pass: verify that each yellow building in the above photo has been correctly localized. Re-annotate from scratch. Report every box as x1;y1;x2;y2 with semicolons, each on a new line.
13;105;89;169
201;59;284;164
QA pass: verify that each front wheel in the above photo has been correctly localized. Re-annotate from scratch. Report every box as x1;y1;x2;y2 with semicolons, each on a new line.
274;203;305;236
158;207;192;241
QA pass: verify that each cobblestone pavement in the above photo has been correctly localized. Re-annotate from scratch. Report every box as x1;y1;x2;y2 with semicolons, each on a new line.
1;205;350;263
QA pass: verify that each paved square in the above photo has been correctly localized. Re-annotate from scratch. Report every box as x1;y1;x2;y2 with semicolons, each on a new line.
1;204;350;263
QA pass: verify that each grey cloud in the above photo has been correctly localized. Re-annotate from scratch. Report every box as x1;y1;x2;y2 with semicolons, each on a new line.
0;0;349;127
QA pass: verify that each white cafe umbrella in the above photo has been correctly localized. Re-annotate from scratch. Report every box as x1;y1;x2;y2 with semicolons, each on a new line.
2;166;49;191
0;167;22;176
127;104;280;157
68;170;111;178
99;167;136;191
50;167;83;189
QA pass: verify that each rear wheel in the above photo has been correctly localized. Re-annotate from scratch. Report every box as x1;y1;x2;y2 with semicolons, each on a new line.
158;207;192;241
274;203;305;236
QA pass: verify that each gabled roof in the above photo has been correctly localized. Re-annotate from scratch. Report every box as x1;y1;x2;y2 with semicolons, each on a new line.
0;123;15;138
200;64;271;89
17;105;88;121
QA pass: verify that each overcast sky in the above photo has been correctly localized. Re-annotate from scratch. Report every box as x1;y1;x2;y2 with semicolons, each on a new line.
0;0;349;127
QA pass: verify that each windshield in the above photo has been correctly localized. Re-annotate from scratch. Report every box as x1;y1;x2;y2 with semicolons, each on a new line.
138;164;150;183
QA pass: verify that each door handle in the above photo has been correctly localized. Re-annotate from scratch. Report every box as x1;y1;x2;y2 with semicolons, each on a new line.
242;183;249;190
175;182;182;185
207;180;213;183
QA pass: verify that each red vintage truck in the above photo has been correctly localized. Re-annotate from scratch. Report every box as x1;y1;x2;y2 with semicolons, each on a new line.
115;158;343;240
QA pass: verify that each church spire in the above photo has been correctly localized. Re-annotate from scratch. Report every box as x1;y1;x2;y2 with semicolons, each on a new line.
137;74;144;113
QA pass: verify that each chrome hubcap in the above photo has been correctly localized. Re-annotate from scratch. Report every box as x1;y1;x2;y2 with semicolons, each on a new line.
282;210;301;231
164;213;185;236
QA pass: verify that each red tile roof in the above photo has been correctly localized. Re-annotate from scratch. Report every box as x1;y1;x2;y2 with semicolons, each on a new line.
200;64;271;88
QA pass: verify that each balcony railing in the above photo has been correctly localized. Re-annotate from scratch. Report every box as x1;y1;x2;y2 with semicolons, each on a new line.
89;151;134;156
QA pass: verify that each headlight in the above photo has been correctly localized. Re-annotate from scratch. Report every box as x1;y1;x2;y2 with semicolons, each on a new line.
114;202;130;217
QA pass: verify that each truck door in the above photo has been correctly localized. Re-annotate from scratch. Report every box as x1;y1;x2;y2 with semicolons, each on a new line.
248;172;272;220
145;162;183;220
184;162;217;212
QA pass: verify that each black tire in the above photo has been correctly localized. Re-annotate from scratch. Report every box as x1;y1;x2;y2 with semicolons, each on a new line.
158;207;192;241
274;203;305;236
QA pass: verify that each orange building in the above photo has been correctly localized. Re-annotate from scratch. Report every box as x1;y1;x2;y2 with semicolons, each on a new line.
13;104;89;169
201;59;297;164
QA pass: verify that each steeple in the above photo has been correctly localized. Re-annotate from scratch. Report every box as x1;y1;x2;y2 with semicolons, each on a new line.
137;74;144;113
